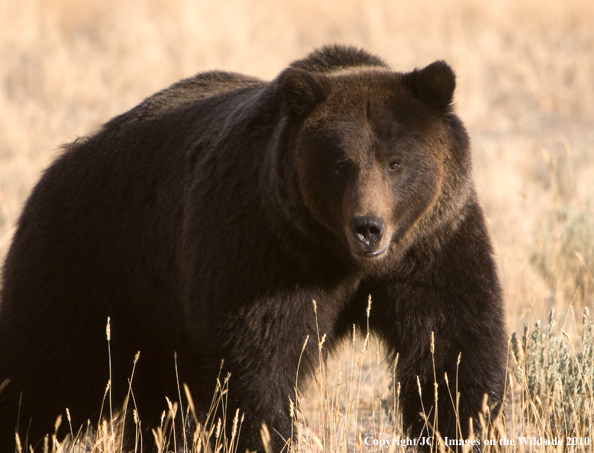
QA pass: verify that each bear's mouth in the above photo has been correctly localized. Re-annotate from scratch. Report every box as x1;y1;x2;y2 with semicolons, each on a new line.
352;245;389;259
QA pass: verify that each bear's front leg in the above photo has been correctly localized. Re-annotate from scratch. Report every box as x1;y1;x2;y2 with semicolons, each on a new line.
197;296;328;453
360;204;507;451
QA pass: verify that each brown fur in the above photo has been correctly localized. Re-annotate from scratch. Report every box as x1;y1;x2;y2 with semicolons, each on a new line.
0;46;505;452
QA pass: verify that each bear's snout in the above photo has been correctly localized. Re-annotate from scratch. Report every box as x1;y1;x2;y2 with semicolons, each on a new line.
350;215;386;256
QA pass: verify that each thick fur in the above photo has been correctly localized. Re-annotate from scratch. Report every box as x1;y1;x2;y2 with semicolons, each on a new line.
0;46;506;452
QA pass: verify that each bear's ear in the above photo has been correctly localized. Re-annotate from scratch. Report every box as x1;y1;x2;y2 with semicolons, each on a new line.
401;61;456;111
279;68;332;117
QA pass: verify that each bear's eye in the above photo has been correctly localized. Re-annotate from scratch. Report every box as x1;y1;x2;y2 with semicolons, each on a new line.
334;160;351;176
389;161;401;171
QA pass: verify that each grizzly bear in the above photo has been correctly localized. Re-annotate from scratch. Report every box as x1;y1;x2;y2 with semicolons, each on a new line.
0;45;506;452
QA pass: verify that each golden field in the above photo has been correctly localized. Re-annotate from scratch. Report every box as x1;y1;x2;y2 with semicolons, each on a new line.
1;0;594;451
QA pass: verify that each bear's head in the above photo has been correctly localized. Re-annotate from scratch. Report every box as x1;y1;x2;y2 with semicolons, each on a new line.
277;48;473;265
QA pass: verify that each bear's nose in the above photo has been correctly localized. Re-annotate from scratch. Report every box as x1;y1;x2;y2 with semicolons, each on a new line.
350;215;385;249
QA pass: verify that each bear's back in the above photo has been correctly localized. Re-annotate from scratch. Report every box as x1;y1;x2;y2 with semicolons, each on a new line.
106;70;267;128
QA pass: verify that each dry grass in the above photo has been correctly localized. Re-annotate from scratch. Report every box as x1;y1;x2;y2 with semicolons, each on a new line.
32;304;594;453
1;0;594;451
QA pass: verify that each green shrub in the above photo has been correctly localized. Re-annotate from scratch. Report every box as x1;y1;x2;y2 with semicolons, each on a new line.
511;308;594;436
